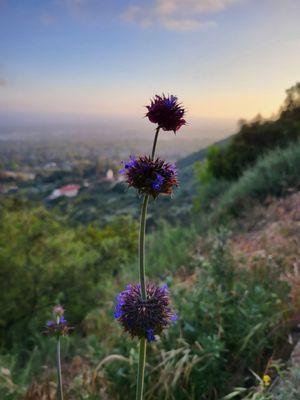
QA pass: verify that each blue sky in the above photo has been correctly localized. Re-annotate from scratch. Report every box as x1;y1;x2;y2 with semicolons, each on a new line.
0;0;300;125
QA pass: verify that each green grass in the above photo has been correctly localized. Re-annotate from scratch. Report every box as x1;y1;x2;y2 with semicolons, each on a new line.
213;140;300;220
147;221;198;277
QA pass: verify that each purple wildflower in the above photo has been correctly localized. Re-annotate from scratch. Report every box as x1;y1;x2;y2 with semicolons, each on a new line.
44;305;73;337
114;282;177;342
53;305;64;317
146;94;186;133
120;155;178;198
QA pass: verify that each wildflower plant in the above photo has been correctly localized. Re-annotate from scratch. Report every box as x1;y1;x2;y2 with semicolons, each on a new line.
44;305;73;400
114;282;177;342
114;94;185;399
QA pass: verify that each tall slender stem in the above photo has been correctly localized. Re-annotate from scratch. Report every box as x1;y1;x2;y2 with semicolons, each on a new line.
136;338;147;400
151;126;160;160
56;337;64;400
136;126;161;400
139;194;149;300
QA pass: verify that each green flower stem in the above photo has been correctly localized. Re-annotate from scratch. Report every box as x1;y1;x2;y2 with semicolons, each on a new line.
136;337;147;400
136;126;161;400
139;194;149;300
151;126;160;160
56;337;64;400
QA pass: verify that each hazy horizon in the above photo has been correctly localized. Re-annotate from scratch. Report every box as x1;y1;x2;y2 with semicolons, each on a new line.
0;113;237;144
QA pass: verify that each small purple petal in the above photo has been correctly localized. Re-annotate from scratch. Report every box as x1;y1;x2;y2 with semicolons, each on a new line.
146;328;155;342
59;316;67;324
171;313;178;323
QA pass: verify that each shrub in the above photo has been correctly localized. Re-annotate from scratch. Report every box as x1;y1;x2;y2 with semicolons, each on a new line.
0;200;137;349
214;140;300;219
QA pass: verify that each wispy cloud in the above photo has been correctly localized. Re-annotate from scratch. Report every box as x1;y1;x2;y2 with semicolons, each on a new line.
121;0;242;31
58;0;118;22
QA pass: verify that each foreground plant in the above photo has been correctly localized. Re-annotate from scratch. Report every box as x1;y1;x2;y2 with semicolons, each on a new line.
115;94;185;399
44;305;73;400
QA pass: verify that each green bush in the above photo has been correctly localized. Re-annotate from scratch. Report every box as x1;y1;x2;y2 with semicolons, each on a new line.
0;199;137;349
214;140;300;219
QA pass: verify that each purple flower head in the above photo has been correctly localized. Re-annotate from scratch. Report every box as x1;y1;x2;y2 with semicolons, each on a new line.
120;155;178;199
114;282;177;342
53;305;64;317
146;94;186;133
44;306;73;337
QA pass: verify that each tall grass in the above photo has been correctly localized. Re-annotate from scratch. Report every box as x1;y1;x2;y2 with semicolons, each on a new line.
147;221;198;277
214;140;300;220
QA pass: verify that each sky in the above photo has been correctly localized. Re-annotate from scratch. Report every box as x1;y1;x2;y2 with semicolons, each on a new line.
0;0;300;130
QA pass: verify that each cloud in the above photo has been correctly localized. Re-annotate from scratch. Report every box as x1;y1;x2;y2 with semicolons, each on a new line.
121;0;242;31
58;0;119;22
162;17;216;31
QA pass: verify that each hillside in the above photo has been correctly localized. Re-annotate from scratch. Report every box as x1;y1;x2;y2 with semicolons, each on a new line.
1;140;300;399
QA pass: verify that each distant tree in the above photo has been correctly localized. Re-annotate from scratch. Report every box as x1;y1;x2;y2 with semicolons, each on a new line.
280;82;300;120
205;82;300;180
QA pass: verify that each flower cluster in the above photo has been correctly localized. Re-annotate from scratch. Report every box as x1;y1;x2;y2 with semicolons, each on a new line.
120;155;178;198
114;283;177;342
146;94;186;133
44;305;73;337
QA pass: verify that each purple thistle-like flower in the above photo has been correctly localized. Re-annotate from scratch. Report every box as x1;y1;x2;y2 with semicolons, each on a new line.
53;305;65;317
44;305;73;337
146;94;186;133
120;155;178;198
114;282;177;342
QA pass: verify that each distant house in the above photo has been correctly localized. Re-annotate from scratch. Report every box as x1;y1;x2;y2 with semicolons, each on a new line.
48;184;80;200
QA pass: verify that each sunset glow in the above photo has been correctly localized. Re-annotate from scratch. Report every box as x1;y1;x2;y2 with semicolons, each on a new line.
1;0;300;124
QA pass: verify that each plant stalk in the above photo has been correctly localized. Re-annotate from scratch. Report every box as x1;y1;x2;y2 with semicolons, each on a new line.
139;194;149;300
56;337;64;400
151;126;160;160
136;126;160;400
136;338;147;400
